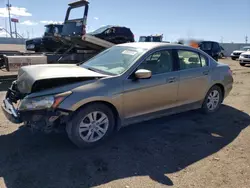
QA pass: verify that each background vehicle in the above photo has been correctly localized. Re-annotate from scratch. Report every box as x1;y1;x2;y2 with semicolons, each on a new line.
231;46;250;60
139;35;163;42
198;41;222;61
26;24;65;52
88;25;135;44
2;43;233;148
1;0;134;72
239;50;250;66
219;46;225;58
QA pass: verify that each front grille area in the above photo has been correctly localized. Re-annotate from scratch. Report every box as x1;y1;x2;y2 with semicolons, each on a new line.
234;53;241;56
243;55;250;58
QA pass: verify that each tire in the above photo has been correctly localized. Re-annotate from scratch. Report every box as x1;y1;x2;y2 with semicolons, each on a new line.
231;57;236;60
66;103;115;149
201;85;223;114
240;63;246;66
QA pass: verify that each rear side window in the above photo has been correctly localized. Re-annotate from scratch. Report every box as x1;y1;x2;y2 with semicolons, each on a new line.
199;42;212;51
177;50;207;70
213;42;221;51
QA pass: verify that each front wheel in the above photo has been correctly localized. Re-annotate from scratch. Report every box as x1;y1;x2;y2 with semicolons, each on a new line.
240;63;246;66
66;103;115;148
201;85;223;114
231;57;236;60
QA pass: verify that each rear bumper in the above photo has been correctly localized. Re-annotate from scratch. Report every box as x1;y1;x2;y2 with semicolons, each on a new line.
224;83;233;99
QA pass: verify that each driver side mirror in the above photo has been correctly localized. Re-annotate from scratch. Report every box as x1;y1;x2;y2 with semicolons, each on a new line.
135;69;152;79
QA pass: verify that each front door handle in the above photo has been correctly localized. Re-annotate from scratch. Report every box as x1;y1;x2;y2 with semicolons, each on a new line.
167;77;176;83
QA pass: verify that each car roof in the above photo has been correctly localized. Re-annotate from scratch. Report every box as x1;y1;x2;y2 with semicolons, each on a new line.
117;42;183;50
102;25;130;29
200;41;218;43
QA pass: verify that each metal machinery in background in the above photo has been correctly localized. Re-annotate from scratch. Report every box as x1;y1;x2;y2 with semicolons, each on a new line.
1;0;115;72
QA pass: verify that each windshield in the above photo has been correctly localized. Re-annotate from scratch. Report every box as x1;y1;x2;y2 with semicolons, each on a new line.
139;37;148;42
44;26;52;34
88;26;111;35
240;47;250;51
81;46;146;75
152;36;162;42
139;36;162;42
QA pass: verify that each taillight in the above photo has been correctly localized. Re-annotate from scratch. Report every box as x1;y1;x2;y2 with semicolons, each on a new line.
228;68;233;76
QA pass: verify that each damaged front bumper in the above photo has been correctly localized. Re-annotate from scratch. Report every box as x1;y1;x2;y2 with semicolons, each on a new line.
2;81;71;132
2;99;22;124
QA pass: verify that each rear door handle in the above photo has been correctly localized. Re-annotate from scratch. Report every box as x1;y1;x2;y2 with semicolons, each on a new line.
167;77;176;83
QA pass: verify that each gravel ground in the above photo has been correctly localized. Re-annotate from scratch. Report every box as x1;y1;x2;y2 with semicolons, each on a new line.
0;58;250;188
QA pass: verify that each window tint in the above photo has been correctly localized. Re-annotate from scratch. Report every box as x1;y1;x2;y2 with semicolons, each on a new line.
178;50;202;70
138;50;173;75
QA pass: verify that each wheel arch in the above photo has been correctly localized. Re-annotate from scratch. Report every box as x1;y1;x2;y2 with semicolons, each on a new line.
72;100;121;131
213;83;225;99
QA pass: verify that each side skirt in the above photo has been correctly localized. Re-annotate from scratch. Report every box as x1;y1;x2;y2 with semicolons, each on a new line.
121;101;202;127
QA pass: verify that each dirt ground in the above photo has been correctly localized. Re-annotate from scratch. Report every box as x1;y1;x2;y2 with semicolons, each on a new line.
0;58;250;188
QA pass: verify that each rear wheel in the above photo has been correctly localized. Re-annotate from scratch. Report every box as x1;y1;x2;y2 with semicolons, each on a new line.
201;85;223;114
66;103;115;148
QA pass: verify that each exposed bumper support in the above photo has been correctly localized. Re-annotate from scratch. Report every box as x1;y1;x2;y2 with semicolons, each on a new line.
1;99;22;124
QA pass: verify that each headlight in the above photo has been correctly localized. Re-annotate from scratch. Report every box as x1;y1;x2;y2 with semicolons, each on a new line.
18;92;71;111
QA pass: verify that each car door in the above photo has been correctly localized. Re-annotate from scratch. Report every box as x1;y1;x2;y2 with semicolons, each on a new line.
123;49;179;119
177;49;210;105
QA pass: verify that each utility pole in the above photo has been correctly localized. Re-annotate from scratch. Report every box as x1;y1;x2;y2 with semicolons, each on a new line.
14;21;17;38
26;31;30;39
220;36;224;43
6;0;12;38
245;35;248;44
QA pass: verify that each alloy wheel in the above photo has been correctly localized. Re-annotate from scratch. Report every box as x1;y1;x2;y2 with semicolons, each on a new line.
206;90;220;111
78;111;109;143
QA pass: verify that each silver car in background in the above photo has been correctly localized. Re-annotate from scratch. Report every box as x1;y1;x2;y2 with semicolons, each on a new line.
2;43;233;148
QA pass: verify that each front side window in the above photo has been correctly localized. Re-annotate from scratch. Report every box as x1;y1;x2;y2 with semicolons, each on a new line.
138;50;174;75
81;46;146;75
178;50;203;70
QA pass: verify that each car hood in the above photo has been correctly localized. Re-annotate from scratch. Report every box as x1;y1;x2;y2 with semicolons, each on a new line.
16;64;108;94
233;50;245;53
241;51;250;55
26;37;42;43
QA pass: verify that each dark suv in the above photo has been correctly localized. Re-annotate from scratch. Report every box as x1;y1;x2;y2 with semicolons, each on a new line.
26;24;64;52
199;41;222;61
88;25;135;44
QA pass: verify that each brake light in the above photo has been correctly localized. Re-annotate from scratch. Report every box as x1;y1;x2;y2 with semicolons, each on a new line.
228;68;233;76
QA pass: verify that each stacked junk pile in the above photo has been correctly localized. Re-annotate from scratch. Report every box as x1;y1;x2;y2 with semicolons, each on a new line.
0;0;135;72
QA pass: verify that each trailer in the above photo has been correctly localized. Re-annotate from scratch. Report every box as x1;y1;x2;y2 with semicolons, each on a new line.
1;0;116;72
